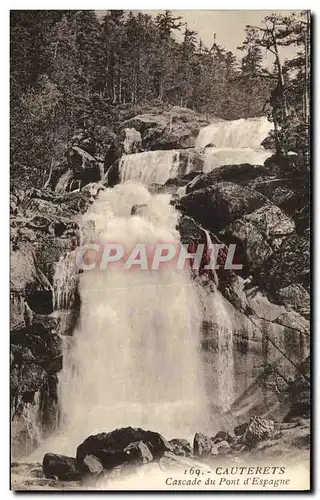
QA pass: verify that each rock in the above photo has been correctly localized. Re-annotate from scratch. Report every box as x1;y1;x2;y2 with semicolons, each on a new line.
234;422;249;436
221;204;295;274
212;430;233;444
67;146;103;188
220;218;273;272
284;357;310;422
131;204;147;216
186;163;270;193
261;132;276;150
274;310;309;336
274;284;310;318
169;439;192;457
124;441;154;464
43;453;80;481
193;432;212;457
76;427;170;474
11;363;47;395
264;152;306;177
258;234;310;292
10;247;53;315
179;182;266;232
121;106;208;151
211;440;231;455
11;345;35;364
105;128;142;169
244;416;275;446
82;454;104;477
11;318;63;373
241;204;295;250
219;275;249;313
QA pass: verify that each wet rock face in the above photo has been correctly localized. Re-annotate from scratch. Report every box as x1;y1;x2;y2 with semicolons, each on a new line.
10;185;107;458
11;311;62;458
124;441;154;464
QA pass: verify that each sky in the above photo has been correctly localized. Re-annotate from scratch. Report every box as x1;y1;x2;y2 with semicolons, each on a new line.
139;11;300;57
97;10;302;66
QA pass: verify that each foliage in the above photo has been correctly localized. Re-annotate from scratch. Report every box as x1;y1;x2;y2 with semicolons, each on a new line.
240;11;311;164
10;10;311;188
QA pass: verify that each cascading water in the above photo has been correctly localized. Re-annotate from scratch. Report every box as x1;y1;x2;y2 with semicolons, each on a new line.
51;181;209;454
118;116;273;186
202;147;272;173
196;116;274;172
119;150;181;185
195;116;273;149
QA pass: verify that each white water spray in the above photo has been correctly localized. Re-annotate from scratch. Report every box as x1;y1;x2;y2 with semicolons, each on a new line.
118;117;273;186
54;182;208;452
119;150;181;185
195;116;273;149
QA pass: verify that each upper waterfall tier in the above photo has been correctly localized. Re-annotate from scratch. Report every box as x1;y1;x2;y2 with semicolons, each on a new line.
195;117;273;149
117;117;274;186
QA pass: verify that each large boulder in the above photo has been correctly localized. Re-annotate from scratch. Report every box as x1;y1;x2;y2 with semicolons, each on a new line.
258;234;310;293
76;427;171;475
179;182;266;232
43;453;80;481
104;127;142;169
67;146;102;187
54;146;103;193
244;416;275;446
168;439;192;457
186;163;270;193
220;204;295;274
193;433;213;457
121;106;209;151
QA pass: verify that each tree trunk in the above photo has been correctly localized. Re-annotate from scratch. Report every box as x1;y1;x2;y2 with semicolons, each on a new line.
271;29;288;120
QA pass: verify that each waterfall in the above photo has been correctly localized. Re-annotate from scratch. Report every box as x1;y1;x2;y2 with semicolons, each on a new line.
197;117;274;172
53;253;78;311
197;229;234;413
202;147;272;172
52;252;79;339
119;150;181;185
117;117;273;186
195;116;273;149
54;181;208;452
